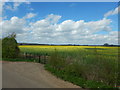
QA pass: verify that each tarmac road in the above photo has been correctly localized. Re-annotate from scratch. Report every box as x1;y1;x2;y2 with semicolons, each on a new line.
2;61;80;88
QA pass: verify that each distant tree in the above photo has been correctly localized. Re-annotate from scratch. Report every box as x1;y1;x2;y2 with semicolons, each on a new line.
103;43;109;46
2;33;20;58
110;44;114;46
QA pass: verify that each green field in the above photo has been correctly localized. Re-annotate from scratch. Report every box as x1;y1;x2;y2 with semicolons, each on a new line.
19;45;119;88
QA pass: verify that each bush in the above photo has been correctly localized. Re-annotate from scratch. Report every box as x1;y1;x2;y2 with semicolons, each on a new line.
2;33;20;58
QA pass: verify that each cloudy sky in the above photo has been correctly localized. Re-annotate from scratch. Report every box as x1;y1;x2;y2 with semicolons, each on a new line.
1;2;119;45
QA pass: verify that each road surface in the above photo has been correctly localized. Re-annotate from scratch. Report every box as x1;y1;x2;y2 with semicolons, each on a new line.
2;61;80;88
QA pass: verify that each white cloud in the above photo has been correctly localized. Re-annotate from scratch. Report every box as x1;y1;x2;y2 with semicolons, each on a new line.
29;8;34;11
3;0;30;2
1;2;33;21
0;2;5;16
1;14;118;45
0;2;4;38
4;1;31;11
56;18;112;36
1;16;26;37
69;3;76;7
45;14;62;24
104;6;120;18
23;13;36;19
5;2;22;11
25;2;31;4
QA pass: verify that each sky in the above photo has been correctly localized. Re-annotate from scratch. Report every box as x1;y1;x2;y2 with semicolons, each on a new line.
0;2;119;45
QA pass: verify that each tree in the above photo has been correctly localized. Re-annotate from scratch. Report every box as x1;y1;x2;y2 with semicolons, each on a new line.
103;43;109;46
2;33;20;58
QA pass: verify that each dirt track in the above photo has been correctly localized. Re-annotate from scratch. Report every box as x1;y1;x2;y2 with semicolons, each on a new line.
2;61;80;88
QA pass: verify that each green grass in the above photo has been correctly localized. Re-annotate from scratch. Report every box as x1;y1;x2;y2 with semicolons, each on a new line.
45;64;113;88
18;45;119;88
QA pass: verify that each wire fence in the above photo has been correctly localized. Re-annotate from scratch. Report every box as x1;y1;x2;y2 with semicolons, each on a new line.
19;52;49;64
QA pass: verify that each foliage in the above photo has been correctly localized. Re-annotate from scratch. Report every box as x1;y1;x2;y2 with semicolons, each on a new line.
104;43;109;46
0;39;2;60
45;64;112;88
2;33;20;58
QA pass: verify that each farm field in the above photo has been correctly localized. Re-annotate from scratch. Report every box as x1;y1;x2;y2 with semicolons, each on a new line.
2;1;120;89
19;45;118;56
19;45;119;88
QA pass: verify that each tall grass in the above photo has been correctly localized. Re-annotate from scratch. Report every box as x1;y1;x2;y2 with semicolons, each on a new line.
45;48;118;88
19;45;119;88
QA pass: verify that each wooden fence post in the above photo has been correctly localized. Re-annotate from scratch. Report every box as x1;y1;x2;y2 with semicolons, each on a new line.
25;52;27;59
29;53;31;59
39;55;41;63
44;55;46;64
23;52;25;59
33;54;35;62
20;52;49;64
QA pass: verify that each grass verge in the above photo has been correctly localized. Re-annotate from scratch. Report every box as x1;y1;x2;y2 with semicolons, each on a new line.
44;64;114;88
2;58;35;62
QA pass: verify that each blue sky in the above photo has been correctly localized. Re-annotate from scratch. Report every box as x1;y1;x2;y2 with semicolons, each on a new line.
4;2;118;22
1;2;119;45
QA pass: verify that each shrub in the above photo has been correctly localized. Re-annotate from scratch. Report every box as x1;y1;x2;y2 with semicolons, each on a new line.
2;33;20;58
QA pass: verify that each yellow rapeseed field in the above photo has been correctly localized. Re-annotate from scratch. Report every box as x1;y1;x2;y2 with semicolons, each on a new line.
19;45;118;56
